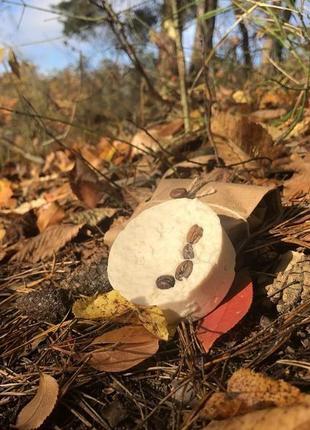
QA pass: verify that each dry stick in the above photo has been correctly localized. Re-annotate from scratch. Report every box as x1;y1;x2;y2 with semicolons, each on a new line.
170;0;191;133
1;137;44;164
99;0;168;105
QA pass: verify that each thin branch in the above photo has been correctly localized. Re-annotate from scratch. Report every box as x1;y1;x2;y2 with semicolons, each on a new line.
96;0;168;104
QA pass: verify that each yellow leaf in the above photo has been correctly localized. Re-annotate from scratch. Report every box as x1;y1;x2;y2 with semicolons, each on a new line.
0;178;14;208
15;373;59;430
73;290;136;320
232;90;251;104
73;291;170;340
137;305;169;341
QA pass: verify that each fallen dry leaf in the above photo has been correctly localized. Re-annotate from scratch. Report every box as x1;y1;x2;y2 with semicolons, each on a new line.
12;223;83;263
197;271;253;353
36;202;65;232
258;89;292;109
84;325;159;372
249;108;286;122
73;290;169;340
137;305;170;341
43;150;74;173
44;183;73;203
232;90;251;104
73;290;136;320
0;197;47;215
131;119;183;156
0;178;15;208
211;112;280;165
68;207;117;226
15;373;59;430
104;215;129;247
202;369;306;420
204;400;310;430
228;368;305;408
284;154;310;200
97;138;132;165
69;156;114;208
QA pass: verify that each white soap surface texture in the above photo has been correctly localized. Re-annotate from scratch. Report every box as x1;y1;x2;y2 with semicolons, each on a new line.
107;199;236;322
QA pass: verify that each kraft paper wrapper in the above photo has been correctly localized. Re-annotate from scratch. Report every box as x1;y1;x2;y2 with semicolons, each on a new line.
105;179;282;251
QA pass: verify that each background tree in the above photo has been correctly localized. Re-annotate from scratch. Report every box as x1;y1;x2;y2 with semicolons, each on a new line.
190;0;218;76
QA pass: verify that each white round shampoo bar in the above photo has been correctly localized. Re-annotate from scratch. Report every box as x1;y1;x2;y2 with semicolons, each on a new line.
107;198;236;323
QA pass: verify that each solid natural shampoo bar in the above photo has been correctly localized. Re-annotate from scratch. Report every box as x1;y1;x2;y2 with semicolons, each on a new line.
108;198;236;322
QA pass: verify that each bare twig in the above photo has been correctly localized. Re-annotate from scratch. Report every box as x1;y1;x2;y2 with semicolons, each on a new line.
96;0;168;104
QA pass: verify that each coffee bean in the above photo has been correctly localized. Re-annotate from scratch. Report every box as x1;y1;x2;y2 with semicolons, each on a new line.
175;260;193;281
187;224;203;244
183;244;194;259
170;187;188;199
156;275;175;289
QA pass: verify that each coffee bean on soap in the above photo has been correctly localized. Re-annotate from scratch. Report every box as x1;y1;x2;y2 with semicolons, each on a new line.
156;275;175;289
170;188;188;199
175;260;193;281
183;244;194;259
187;224;203;244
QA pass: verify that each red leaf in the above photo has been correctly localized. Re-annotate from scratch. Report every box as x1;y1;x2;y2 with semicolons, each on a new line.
196;270;253;353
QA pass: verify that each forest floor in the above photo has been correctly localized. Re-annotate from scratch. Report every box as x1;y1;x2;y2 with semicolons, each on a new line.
0;87;310;429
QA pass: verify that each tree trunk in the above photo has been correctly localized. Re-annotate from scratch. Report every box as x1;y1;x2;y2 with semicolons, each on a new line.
233;4;252;68
273;0;295;62
170;0;190;132
190;0;217;76
238;20;252;68
149;0;178;82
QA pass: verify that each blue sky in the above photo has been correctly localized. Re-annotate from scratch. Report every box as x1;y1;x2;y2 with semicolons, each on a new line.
0;0;154;73
0;0;242;73
1;0;307;74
